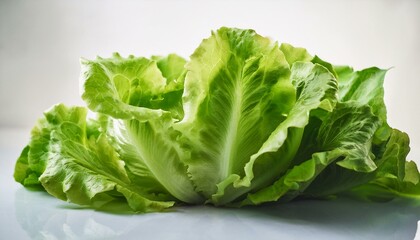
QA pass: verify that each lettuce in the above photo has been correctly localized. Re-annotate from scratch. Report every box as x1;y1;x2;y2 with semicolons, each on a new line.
14;27;420;213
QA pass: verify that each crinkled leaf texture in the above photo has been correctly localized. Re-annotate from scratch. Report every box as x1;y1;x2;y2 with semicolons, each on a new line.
16;104;174;212
81;53;203;204
175;28;298;204
14;27;420;213
239;102;380;206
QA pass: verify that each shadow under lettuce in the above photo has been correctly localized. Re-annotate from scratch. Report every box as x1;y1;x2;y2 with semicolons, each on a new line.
15;187;420;240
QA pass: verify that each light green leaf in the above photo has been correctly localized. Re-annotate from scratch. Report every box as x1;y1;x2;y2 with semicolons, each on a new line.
151;53;187;119
175;27;295;199
311;55;338;79
212;61;338;205
279;43;337;79
81;53;183;121
105;117;204;204
343;129;420;202
151;53;187;84
404;161;420;185
240;103;380;206
14;146;38;186
238;151;332;206
81;53;202;204
374;129;410;181
293;104;380;198
14;104;88;187
38;106;174;212
334;66;391;142
279;43;312;66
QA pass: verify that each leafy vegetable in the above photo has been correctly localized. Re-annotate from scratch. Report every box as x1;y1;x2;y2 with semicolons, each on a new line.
15;27;420;213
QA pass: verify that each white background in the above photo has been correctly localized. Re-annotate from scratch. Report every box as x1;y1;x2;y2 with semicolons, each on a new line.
1;0;419;161
1;1;420;239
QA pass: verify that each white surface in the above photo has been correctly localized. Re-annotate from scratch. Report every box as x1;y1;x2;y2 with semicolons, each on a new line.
0;0;419;161
1;128;420;239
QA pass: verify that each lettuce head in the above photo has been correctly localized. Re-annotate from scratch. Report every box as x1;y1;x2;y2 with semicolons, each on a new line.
14;27;420;212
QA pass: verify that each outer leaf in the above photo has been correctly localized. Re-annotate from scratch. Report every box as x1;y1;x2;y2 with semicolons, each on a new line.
238;151;332;206
280;44;389;108
38;106;174;212
14;104;88;187
151;53;187;119
274;65;393;200
294;104;381;198
175;27;295;198
374;129;411;181
311;55;338;79
346;177;420;202
81;53;184;121
334;66;391;141
81;53;202;204
279;43;312;66
240;103;380;206
405;161;420;185
212;61;338;205
280;43;337;79
151;53;187;84
104;118;173;202
106;117;204;204
318;105;379;172
14;146;38;186
343;129;420;202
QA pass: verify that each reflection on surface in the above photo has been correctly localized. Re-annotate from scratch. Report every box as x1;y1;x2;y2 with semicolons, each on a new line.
15;188;420;240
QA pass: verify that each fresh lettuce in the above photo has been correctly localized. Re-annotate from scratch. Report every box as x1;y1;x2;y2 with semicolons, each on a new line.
14;27;420;213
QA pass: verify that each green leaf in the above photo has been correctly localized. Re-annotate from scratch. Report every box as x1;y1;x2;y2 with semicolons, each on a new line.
81;53;184;121
151;53;187;84
319;105;380;172
334;66;391;142
311;55;338;79
105;117;204;204
151;53;187;119
14;146;39;186
81;53;202;204
175;27;295;199
404;161;420;185
374;129;411;181
279;43;337;79
343;129;420;202
38;106;174;212
293;105;380;197
279;43;313;66
14;104;88;187
240;103;380;206
212;61;338;205
238;151;331;206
